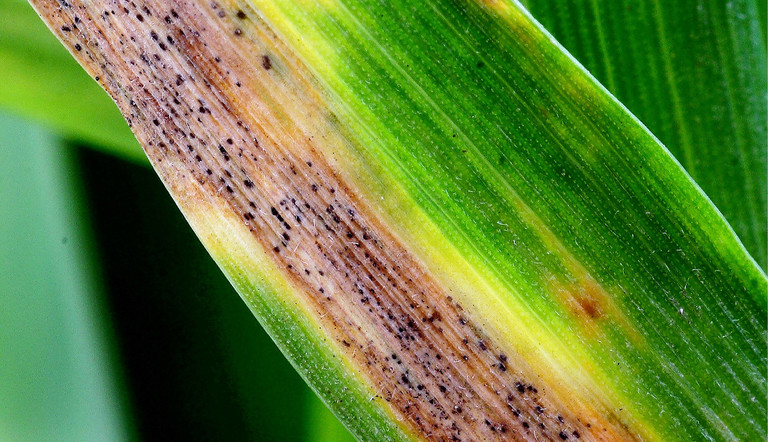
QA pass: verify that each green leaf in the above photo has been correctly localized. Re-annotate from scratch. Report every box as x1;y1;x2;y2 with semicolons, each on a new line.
524;0;767;268
28;0;766;441
0;0;144;163
0;113;132;440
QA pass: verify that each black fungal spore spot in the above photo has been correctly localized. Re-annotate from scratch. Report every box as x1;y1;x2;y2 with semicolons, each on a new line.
262;55;272;70
218;145;230;161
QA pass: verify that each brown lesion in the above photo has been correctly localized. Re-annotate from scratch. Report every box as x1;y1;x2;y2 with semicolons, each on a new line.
558;277;607;323
550;274;643;346
31;0;636;439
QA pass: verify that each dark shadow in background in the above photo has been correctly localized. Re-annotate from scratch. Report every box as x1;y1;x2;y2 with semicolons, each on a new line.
79;147;309;441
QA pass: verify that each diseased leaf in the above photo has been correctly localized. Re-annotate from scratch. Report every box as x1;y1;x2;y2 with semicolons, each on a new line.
525;0;768;268
29;0;766;441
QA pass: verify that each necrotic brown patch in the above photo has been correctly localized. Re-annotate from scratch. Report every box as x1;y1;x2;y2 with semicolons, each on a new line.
31;1;634;440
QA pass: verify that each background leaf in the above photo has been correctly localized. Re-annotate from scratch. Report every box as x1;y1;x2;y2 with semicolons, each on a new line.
525;0;767;268
0;0;142;163
0;112;132;441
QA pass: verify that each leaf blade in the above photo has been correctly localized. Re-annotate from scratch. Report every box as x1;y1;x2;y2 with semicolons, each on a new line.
27;0;766;440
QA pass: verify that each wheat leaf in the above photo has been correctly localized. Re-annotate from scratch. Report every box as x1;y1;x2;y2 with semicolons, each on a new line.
28;0;766;440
